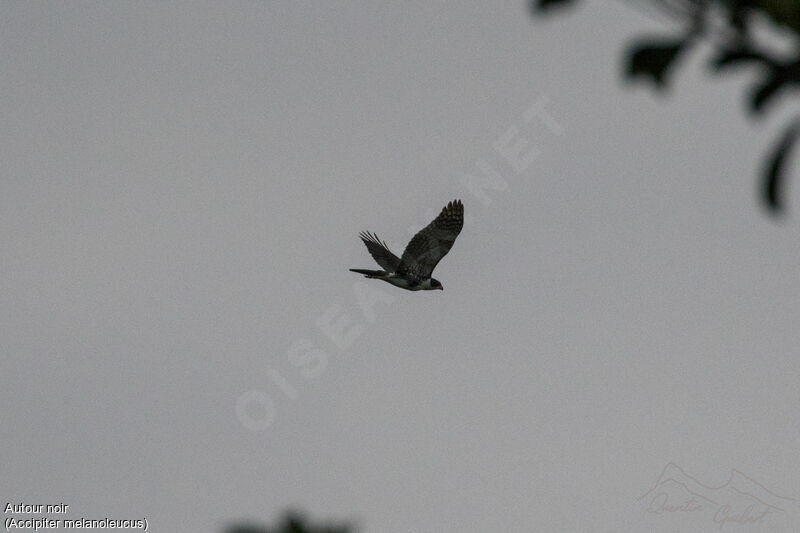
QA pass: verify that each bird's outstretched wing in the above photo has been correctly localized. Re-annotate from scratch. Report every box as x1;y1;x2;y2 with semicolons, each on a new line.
358;231;401;272
398;200;463;279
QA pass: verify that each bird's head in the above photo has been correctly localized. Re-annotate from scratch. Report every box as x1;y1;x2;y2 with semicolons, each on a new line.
430;278;443;291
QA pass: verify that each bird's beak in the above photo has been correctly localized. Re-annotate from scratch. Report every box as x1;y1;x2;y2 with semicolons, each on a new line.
438;286;444;291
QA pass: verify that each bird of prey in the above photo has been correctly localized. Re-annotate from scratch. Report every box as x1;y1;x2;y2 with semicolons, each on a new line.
350;199;464;291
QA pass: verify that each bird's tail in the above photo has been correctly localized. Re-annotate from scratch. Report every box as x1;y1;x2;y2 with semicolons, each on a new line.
349;269;386;278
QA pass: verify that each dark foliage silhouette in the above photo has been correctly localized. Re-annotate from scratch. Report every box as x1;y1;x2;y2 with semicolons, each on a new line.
532;0;800;215
225;510;353;533
764;118;800;211
628;38;689;87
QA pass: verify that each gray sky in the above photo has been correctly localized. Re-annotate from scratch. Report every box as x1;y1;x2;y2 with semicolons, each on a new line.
2;1;800;532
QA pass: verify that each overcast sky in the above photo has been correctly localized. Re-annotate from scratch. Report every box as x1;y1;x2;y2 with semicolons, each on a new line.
3;1;800;532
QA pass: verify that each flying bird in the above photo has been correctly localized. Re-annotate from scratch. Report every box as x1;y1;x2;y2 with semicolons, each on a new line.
350;199;464;291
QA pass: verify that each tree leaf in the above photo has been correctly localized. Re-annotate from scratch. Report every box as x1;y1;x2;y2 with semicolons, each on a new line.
749;71;790;114
626;38;688;89
531;0;579;14
710;46;775;71
762;119;800;214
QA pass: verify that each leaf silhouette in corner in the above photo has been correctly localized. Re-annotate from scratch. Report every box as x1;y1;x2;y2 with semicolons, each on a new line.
531;0;580;14
750;70;790;115
626;38;689;89
763;119;800;214
710;46;776;72
224;510;353;533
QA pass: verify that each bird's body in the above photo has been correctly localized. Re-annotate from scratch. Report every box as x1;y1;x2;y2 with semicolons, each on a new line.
350;200;464;291
348;269;441;291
